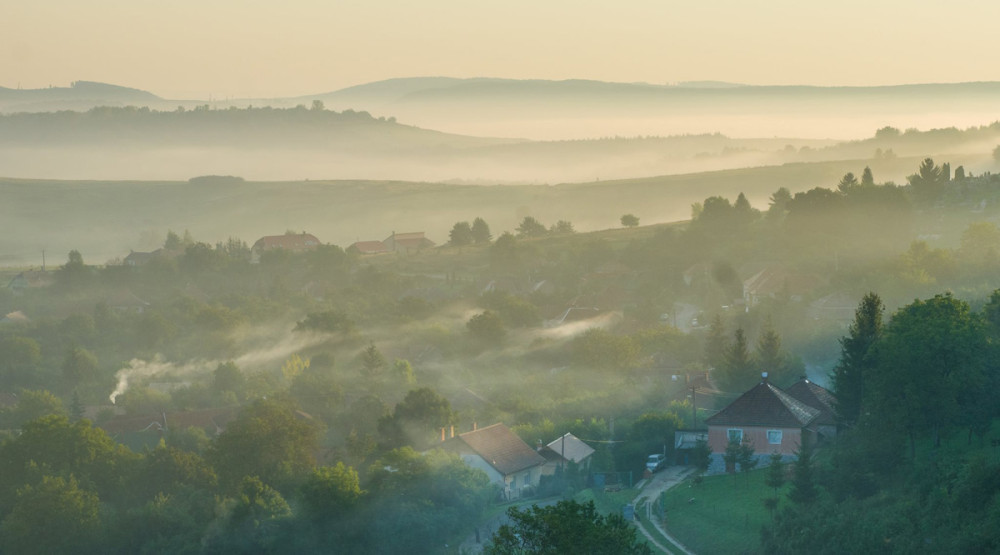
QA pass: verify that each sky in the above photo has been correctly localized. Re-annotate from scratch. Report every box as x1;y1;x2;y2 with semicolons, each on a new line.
5;0;1000;99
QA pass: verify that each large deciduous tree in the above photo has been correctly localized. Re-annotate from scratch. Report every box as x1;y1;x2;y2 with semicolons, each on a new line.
207;398;320;491
486;499;652;555
867;293;987;457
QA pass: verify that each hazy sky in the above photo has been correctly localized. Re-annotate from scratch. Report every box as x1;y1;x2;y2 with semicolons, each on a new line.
5;0;1000;99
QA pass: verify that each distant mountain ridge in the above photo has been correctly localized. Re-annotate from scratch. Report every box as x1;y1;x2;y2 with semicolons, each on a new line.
0;81;161;112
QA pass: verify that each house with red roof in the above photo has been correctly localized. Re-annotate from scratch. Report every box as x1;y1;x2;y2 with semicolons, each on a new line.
383;231;435;254
704;374;820;472
783;378;838;440
250;233;321;263
347;240;390;255
444;423;546;500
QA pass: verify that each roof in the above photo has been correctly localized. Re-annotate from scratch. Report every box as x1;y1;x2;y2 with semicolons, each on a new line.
545;433;595;464
349;240;390;254
252;233;321;252
99;407;237;435
458;423;546;476
7;270;53;289
123;250;160;266
705;380;820;429
783;379;837;427
387;232;427;241
1;311;29;324
674;430;708;450
384;232;435;250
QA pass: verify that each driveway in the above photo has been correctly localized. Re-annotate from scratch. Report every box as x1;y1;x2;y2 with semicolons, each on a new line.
632;466;697;554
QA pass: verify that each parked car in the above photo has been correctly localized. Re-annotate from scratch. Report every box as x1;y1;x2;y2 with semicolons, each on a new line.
646;454;666;473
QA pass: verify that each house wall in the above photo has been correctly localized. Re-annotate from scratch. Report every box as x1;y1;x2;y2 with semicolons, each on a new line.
459;454;504;486
707;425;802;456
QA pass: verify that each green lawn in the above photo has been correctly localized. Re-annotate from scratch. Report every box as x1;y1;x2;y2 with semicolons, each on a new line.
658;470;787;555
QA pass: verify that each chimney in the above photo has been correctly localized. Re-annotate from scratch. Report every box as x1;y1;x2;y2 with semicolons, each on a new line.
441;427;446;442
473;421;478;431
761;372;769;382
450;425;455;438
536;439;543;451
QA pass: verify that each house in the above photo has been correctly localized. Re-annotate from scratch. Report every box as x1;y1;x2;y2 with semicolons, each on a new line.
673;430;708;465
742;266;824;306
783;378;838;441
123;249;160;267
250;233;321;263
445;423;546;500
383;231;435;254
99;407;238;450
1;311;29;325
704;374;820;473
347;241;390;255
6;270;53;295
541;433;596;474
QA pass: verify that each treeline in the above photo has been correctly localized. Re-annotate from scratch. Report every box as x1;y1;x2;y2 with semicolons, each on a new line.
0;399;492;554
761;290;1000;553
0;102;399;147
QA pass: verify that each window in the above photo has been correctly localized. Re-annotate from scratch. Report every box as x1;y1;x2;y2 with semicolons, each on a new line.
727;429;743;443
768;430;783;445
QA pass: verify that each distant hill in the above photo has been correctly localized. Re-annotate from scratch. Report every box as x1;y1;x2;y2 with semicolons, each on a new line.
0;81;162;113
304;78;1000;140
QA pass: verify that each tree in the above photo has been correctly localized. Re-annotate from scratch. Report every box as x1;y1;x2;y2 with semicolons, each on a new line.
788;441;817;505
620;214;639;227
764;451;785;518
0;336;42;385
299;463;363;520
860;166;875;186
737;438;758;476
907;157;943;202
571;328;639;371
0;476;101;555
449;221;474;247
703;314;727;370
837;172;859;193
723;437;741;474
867;293;987;456
280;353;310;382
754;319;786;382
832;293;883;427
62;346;98;385
490;232;520;269
550;220;575;234
467;310;506;344
471;216;492;244
212;361;245;397
486;499;652;555
516;216;548;238
767;187;792;221
359;343;387;378
56;250;90;290
207;398;320;491
691;438;711;474
3;389;65;429
378;387;455;449
393;358;416;385
719;327;755;392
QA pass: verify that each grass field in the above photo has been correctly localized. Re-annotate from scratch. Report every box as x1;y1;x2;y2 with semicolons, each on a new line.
659;469;786;555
